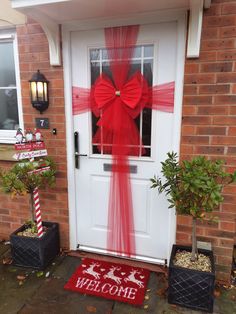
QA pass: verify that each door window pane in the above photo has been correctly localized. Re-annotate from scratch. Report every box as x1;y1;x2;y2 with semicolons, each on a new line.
90;45;154;157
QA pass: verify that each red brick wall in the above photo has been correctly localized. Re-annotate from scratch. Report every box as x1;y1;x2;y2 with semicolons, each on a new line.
178;0;236;283
0;19;69;248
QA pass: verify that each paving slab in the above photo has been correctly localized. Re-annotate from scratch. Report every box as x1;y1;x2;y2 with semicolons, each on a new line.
0;243;236;314
19;257;114;314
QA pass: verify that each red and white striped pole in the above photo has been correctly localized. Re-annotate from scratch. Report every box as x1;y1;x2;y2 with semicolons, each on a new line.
33;187;43;238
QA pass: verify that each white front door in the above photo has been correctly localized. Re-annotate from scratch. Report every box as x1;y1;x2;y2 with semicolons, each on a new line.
70;21;181;263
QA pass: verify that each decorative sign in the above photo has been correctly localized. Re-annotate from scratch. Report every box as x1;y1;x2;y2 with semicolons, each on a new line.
13;149;48;161
35;118;50;129
15;142;45;151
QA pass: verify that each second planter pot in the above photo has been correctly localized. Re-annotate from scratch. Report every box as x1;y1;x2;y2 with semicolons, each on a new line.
168;244;215;313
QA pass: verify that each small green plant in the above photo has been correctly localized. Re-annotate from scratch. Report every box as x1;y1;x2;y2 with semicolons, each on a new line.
0;157;56;222
151;152;236;262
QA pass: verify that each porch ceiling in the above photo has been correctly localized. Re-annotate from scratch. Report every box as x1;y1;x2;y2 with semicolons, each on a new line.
11;0;211;66
12;0;191;22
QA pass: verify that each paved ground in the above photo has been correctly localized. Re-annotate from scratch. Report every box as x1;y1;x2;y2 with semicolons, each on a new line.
0;242;235;314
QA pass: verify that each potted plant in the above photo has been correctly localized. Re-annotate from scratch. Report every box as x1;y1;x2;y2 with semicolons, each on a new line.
0;157;60;269
151;152;236;312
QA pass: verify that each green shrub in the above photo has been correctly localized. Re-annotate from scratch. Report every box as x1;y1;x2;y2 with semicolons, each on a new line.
151;152;236;261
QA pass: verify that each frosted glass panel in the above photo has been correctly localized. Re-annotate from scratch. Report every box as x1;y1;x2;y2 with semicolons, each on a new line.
0;89;19;130
0;42;16;87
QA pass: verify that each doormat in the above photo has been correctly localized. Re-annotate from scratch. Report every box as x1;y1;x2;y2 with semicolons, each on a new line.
64;258;150;305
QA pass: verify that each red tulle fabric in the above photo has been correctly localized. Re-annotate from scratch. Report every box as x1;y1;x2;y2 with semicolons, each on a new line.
72;25;175;257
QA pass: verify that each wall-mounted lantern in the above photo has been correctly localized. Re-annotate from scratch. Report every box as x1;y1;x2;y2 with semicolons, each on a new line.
29;70;49;114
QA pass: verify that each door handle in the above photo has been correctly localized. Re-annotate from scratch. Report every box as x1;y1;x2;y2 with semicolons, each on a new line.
74;131;87;169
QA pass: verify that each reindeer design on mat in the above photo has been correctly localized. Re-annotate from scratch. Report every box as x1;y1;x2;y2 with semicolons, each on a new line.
124;269;144;288
104;266;122;284
83;262;100;280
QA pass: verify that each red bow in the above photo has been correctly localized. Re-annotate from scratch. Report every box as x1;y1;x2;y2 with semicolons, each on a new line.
91;72;149;155
93;72;149;119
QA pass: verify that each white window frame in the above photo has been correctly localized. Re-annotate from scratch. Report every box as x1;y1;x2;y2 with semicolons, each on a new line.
0;29;24;144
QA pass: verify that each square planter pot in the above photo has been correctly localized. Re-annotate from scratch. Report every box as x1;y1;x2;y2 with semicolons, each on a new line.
168;245;215;313
10;221;60;270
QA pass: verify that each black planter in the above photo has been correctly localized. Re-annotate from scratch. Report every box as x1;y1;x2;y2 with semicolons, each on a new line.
168;245;215;313
10;221;60;270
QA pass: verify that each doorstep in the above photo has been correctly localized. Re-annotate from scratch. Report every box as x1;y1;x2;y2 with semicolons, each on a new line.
69;250;167;274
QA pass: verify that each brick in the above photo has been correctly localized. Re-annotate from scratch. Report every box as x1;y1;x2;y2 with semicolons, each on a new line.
182;116;212;125
0;222;11;228
194;146;224;155
0;209;10;215
212;136;236;145
185;63;199;73
176;232;190;243
207;229;235;239
213;116;236;125
222;3;236;14
220;221;235;232
217;72;236;83
177;225;192;233
202;28;219;40
228;126;236;135
197;106;228;115
217;51;236;61
217;256;233;266
228;147;236;154
201;39;235;51
185;74;216;84
199;51;217;61
177;215;192;225
214;95;236;104
50;79;64;89
220;26;236;38
183;85;198;95
182;136;209;145
27;24;44;34
214;246;233;257
184;95;212;105
199;84;230;94
200;62;233;73
229;106;236;114
219;238;234;248
180;145;194;154
181;125;196;136
29;44;49;53
196;126;226;135
215;264;232;273
204;15;236;27
182;106;196;115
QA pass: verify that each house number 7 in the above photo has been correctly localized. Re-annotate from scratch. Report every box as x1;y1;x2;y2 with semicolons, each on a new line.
35;118;50;129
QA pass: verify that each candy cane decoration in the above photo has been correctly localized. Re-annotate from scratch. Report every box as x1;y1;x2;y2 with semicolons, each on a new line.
33;187;43;237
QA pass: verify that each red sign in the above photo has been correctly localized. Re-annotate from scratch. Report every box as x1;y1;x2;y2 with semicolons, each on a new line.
15;142;45;151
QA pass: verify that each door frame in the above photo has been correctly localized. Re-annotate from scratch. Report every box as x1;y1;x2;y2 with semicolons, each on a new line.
62;9;187;263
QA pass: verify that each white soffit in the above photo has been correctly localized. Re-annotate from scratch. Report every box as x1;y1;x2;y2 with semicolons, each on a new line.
0;0;26;27
11;0;211;65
